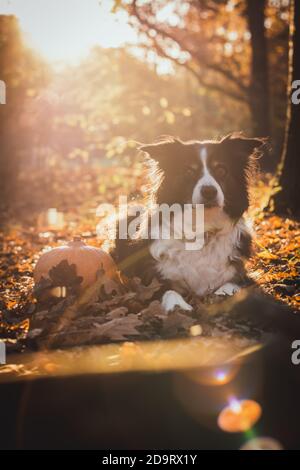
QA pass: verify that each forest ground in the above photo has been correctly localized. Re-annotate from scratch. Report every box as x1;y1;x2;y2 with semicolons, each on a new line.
0;165;299;356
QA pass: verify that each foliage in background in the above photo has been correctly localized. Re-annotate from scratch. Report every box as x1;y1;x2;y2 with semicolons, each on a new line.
114;0;290;167
0;2;292;197
0;15;49;207
22;46;250;172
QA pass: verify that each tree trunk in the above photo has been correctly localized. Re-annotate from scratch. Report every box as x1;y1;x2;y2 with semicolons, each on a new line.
0;16;21;207
245;0;271;169
273;0;300;216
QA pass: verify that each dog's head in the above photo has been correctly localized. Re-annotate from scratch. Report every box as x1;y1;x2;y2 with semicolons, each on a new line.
140;134;265;220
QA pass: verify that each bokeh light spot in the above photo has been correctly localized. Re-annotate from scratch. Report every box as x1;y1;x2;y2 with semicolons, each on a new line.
218;399;262;433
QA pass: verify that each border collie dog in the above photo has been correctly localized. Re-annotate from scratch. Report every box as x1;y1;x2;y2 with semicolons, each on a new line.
113;134;265;312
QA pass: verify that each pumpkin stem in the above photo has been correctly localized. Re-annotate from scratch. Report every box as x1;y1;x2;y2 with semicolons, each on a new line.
68;236;85;247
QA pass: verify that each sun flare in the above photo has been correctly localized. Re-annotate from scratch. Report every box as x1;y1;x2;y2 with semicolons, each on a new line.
0;0;137;63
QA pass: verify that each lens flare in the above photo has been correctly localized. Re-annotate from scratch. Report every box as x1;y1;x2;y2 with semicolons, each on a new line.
240;437;283;450
186;364;239;386
218;398;262;433
229;396;242;413
215;370;227;383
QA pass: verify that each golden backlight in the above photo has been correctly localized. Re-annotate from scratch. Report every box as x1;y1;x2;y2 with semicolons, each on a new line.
0;0;137;63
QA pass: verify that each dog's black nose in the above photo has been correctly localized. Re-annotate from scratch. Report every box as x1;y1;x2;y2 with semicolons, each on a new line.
201;185;217;201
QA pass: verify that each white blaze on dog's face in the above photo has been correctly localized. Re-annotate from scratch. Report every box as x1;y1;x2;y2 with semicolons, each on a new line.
140;135;265;222
192;146;225;209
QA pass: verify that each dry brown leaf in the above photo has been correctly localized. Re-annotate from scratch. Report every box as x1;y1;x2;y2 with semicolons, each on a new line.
130;277;162;302
161;310;195;336
93;314;142;341
106;306;128;320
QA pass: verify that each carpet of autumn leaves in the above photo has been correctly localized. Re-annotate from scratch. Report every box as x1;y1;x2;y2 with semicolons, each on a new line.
248;178;300;310
251;216;300;308
0;165;299;352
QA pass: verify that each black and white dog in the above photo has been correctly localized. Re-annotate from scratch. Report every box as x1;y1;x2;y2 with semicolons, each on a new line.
113;134;265;312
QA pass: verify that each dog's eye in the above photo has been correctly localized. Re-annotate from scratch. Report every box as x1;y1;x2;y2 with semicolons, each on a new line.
213;163;227;178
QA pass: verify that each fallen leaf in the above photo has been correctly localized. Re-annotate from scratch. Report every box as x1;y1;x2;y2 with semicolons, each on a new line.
49;260;83;287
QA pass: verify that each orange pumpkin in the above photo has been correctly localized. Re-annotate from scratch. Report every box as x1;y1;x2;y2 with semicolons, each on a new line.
34;238;117;291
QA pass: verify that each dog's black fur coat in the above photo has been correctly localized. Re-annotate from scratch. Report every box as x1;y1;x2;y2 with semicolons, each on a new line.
112;135;300;338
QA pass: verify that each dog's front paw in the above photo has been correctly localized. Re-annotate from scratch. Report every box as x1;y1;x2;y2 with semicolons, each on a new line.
162;290;193;312
215;282;241;296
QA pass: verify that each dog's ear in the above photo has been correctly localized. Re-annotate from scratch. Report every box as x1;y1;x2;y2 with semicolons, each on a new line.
139;138;182;169
223;134;268;160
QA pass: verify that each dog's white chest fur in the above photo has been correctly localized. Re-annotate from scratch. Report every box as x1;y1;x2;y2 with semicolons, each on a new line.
150;218;249;296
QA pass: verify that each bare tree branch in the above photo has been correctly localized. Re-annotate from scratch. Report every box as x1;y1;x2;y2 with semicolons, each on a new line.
140;33;247;103
129;0;248;100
